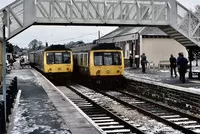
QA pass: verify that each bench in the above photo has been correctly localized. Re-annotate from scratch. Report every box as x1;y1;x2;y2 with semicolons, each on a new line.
158;60;170;70
192;70;200;79
21;62;31;69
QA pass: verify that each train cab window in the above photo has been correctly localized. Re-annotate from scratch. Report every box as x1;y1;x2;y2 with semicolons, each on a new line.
94;53;103;65
63;52;71;64
94;52;121;66
55;53;62;64
104;53;112;65
46;52;54;64
113;52;122;65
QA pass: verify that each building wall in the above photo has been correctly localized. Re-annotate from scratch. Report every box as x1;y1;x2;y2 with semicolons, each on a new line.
117;41;136;67
141;38;188;67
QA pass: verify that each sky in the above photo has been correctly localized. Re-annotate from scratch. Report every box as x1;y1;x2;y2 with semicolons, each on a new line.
0;0;200;48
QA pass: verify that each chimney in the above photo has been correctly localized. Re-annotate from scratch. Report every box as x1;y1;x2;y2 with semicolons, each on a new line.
46;42;48;47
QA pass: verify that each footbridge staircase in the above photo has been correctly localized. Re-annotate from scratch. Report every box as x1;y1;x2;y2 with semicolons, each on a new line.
0;0;200;49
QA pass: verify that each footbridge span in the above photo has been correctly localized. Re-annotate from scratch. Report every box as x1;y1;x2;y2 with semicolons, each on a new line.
0;0;200;49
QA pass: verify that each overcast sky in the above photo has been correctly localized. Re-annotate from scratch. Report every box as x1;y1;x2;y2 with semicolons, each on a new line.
0;0;200;48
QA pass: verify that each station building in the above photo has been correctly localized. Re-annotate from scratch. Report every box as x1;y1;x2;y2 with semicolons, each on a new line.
97;27;188;68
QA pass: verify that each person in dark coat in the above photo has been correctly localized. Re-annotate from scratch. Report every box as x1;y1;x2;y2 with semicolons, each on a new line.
129;55;133;67
169;54;177;77
177;53;188;83
141;53;147;73
177;53;181;77
20;57;24;69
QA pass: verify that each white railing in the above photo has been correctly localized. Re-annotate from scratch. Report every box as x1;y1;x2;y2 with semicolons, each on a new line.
0;0;199;47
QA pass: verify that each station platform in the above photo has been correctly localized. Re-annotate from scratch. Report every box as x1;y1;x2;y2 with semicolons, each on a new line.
6;68;101;134
124;68;200;95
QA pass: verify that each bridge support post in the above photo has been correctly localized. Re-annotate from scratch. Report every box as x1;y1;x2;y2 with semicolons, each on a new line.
2;10;7;127
188;48;194;79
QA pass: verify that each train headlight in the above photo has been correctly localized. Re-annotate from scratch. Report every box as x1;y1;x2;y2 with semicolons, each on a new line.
96;70;100;76
106;70;110;74
48;68;52;72
66;68;69;71
117;70;120;73
58;67;62;71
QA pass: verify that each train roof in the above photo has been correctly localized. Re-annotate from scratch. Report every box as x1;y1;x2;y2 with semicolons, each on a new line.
72;43;122;53
91;43;122;50
29;45;71;54
45;45;71;51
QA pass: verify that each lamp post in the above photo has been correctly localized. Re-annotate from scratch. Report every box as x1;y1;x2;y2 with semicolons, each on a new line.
2;9;7;124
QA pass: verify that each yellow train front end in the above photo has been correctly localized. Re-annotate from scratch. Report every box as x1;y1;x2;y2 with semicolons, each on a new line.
89;49;125;87
43;50;73;76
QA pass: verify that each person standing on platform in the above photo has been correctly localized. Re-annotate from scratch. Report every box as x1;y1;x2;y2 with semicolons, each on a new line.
177;53;188;83
169;54;177;77
129;55;133;68
141;53;147;73
20;57;24;69
177;53;182;78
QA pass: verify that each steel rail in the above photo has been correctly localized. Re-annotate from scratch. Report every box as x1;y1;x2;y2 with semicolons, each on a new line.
96;89;200;134
67;85;145;134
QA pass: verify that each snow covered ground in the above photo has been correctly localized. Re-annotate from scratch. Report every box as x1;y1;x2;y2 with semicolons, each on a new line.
2;61;199;134
124;67;200;95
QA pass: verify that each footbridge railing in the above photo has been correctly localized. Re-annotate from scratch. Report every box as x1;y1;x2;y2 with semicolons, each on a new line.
0;0;199;47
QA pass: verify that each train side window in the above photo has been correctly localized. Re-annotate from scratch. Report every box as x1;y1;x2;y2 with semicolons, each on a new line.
78;54;81;66
63;52;70;64
55;53;62;64
83;53;87;66
94;52;103;66
80;54;83;66
46;52;54;64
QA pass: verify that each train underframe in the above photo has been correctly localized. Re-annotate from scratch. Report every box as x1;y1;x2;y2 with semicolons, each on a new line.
46;72;72;85
90;75;126;89
73;72;126;89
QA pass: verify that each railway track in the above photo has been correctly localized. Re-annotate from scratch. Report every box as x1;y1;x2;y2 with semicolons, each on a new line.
96;89;200;134
67;84;186;133
64;85;144;134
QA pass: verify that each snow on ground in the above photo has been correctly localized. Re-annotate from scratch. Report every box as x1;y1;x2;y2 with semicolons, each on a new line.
6;68;71;134
10;98;70;134
74;85;183;134
3;62;199;134
124;68;200;95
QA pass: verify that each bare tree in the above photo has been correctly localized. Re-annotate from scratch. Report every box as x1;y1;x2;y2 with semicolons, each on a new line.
28;39;44;50
194;5;200;18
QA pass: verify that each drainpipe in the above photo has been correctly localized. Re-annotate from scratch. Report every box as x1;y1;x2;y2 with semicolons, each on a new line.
136;32;140;68
188;48;194;79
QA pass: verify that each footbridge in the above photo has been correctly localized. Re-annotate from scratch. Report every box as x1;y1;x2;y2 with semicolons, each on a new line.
0;0;200;49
